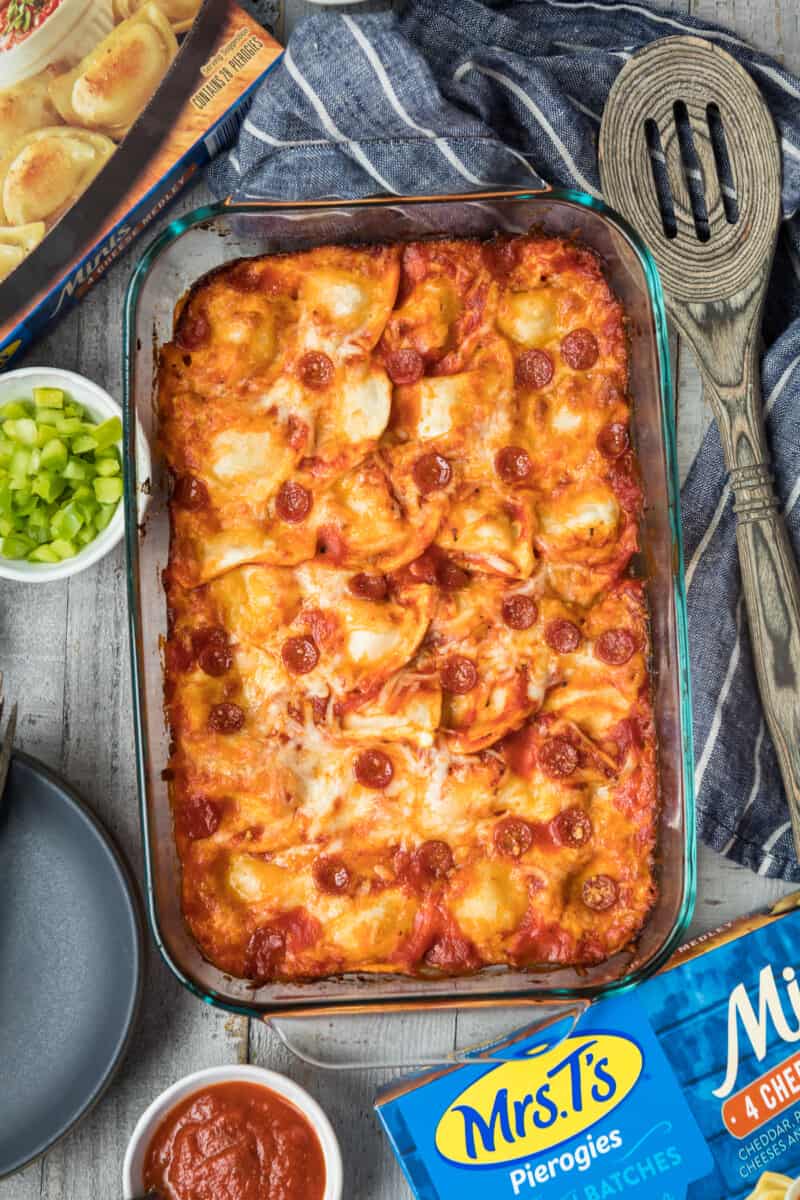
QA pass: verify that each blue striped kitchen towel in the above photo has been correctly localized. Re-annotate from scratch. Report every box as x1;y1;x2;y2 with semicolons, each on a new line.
209;0;800;880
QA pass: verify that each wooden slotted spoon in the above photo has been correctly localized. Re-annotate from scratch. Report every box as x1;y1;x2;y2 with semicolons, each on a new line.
599;35;800;858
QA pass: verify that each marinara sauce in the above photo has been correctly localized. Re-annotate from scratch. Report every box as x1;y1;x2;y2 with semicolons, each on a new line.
143;1081;327;1200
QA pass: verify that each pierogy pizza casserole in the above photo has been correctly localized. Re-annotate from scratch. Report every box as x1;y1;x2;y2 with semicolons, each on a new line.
159;233;659;984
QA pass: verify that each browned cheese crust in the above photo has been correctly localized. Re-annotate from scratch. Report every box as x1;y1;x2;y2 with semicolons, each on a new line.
159;235;658;983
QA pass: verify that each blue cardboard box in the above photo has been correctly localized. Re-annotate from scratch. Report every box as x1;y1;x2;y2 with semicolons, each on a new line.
376;897;800;1200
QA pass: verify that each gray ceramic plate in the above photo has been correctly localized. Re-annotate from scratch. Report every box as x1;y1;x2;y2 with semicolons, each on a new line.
0;752;143;1178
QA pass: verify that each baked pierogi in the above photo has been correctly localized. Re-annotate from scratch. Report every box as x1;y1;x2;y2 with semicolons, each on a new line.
49;4;178;141
0;67;63;158
113;0;201;34
0;223;46;283
0;127;115;228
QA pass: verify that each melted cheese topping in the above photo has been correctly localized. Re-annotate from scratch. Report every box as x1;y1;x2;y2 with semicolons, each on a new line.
497;289;559;345
162;234;657;984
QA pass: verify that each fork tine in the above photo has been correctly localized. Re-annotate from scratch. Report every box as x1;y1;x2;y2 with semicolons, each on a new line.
0;701;17;802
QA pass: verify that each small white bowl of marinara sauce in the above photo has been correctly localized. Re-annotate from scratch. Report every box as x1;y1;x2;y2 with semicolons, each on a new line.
123;1063;343;1200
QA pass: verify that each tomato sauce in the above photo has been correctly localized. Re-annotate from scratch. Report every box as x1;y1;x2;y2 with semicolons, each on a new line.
143;1081;327;1200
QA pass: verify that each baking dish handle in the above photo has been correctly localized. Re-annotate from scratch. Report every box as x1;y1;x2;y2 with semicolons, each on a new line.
268;999;589;1071
220;186;550;208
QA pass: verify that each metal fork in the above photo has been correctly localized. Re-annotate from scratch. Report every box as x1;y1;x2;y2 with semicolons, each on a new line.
0;673;18;811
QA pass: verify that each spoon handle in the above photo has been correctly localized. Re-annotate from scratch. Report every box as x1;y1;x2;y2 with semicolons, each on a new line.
705;352;800;861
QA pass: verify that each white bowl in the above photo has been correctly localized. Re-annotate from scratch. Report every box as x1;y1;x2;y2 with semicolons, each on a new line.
0;0;115;86
0;367;150;583
123;1064;343;1199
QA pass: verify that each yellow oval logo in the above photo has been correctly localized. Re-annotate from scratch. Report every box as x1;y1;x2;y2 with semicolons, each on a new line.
435;1033;642;1166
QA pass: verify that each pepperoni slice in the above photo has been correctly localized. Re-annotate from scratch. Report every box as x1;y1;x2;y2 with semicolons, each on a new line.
281;636;319;675
275;480;312;524
494;816;534;858
176;311;210;351
582;874;619;911
502;594;538;630
245;925;286;982
312;855;352;895
440;656;478;694
179;796;223;841
539;736;579;778
354;748;394;789
595;628;637;666
437;557;470;591
515;349;554;390
198;643;232;678
597;421;629;459
545;618;581;653
413;452;452;495
385;348;424;385
348;572;389;601
172;474;209;511
192;626;232;677
298;351;334;390
495;445;533;484
208;702;245;734
552;806;593;848
414;840;454;880
561;328;599;370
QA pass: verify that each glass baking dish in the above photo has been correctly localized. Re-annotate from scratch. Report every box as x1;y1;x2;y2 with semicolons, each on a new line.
123;190;695;1021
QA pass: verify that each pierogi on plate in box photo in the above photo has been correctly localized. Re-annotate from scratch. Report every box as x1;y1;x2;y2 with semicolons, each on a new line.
0;0;283;365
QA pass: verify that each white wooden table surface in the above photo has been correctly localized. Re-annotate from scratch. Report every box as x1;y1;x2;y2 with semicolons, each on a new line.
3;0;800;1196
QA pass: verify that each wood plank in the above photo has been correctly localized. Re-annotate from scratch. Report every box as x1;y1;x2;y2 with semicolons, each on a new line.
3;208;249;1200
249;1013;451;1199
692;0;800;72
693;840;794;936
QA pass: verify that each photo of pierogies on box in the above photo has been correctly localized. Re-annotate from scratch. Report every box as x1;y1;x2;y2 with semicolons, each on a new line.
49;6;178;140
0;127;115;229
0;66;62;157
0;0;202;283
113;0;201;34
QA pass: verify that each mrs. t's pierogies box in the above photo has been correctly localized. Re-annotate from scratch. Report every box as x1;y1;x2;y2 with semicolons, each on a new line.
376;897;800;1200
0;0;282;367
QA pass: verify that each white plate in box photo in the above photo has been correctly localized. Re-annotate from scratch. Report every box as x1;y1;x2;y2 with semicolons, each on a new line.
0;0;115;85
0;366;150;582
